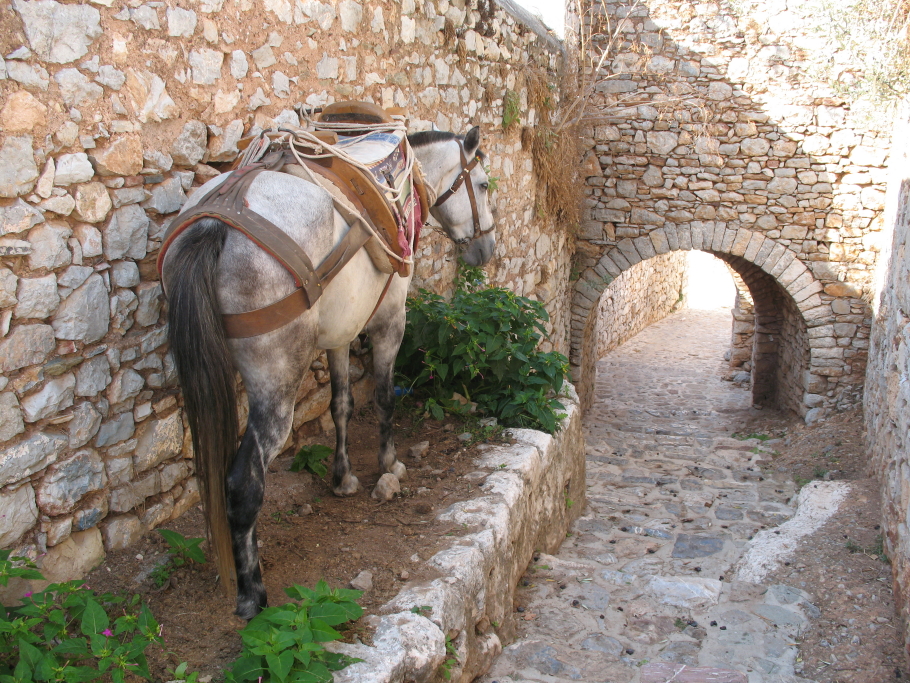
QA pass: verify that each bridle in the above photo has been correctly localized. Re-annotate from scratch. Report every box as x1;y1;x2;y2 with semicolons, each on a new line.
433;145;495;245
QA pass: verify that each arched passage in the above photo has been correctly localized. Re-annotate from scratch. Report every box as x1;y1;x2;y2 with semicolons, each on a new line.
571;226;861;422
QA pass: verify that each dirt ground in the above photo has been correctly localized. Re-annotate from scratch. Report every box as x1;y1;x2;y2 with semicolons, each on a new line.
741;406;905;682
85;404;509;680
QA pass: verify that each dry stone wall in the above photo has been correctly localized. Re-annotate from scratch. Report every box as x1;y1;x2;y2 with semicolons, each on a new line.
0;0;569;576
867;104;910;664
572;0;887;420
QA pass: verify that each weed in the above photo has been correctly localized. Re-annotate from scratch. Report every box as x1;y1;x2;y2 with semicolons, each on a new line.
674;617;688;630
410;605;432;616
845;538;863;553
483;165;500;192
168;661;200;682
151;530;206;587
565;495;575;509
491;621;499;629
291;444;333;477
502;90;521;129
438;636;459;680
225;581;363;682
733;432;771;441
813;466;829;479
846;535;891;563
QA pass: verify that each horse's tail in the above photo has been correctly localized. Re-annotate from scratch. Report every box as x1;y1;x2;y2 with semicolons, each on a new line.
165;217;237;594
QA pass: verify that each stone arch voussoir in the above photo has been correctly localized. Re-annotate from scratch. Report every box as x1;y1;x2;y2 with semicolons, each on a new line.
570;225;854;421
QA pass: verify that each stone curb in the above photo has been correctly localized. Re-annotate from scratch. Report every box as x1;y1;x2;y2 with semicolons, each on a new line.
328;386;585;683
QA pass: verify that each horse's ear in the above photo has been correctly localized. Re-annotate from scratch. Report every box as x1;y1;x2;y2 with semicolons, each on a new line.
463;126;481;157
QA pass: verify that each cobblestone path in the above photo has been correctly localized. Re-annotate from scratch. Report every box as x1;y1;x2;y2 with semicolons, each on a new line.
482;309;816;683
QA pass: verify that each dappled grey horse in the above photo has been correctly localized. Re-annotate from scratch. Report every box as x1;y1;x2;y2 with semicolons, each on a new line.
161;126;495;618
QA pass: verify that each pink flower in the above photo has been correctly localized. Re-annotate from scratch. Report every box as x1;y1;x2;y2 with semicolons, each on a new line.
102;629;113;637
23;592;32;598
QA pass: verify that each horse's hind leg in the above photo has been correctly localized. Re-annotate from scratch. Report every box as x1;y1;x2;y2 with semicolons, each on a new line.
369;312;407;480
226;347;307;619
328;347;360;496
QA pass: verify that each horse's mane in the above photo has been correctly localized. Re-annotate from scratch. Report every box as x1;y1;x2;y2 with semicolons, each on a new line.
408;130;487;161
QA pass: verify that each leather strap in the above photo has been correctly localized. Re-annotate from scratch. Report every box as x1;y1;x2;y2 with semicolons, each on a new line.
434;150;480;206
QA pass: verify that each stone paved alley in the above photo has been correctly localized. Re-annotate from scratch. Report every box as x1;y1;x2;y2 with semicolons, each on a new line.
482;308;826;683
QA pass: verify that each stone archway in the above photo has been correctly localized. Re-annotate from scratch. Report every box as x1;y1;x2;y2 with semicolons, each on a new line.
570;225;864;422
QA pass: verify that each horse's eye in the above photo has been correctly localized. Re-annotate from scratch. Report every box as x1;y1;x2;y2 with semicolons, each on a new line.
480;183;489;191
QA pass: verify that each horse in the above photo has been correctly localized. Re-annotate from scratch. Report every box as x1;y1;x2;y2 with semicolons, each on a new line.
161;124;496;618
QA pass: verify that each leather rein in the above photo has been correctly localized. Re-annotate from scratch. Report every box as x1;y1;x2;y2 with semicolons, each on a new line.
433;147;493;246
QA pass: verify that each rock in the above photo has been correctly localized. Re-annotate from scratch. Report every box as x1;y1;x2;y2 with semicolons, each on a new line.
0;135;38;197
707;82;733;100
0;323;56;372
142;177;186;214
38;528;105;581
0;484;38;546
54;68;103;107
141;497;174;530
73;183;112;223
0;198;43;236
123;69;178;123
671;534;726;558
75;355;111;396
579;634;623;656
54;153;94;185
68;401;101;447
104;204;149;260
109;470;158;512
339;0;362;31
0;268;16;307
646;575;723;608
53;273;109;342
166;6;197;36
1;90;47;131
213;89;240;114
230;50;248;79
39;194;76;216
133;412;184;472
134;283;162;327
107;369;144;405
409;441;429;459
90;136;143;176
95;412;135;448
0;432;67;486
272;71;291;98
36;448;106;515
160;460;189;491
73;223;102;258
96;65;125;90
100;514;143;551
316;53;339;79
0;393;25;443
55;121;79;147
128;4;159;29
13;0;102;64
21;373;76;422
111;261;140;288
350;570;373;592
188;49;222;85
105;455;134;487
15;274;59;319
646;131;678;155
58;265;93;290
171;121;208;166
248;87;271;111
251;44;276;70
28;222;71;269
111;187;147;208
740;138;771;156
641;663;746;683
371;472;400;501
208;119;244;162
6;61;50;92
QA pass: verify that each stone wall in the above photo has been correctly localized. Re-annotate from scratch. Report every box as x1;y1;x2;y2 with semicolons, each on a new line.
0;0;569;573
866;103;910;663
577;250;686;410
571;0;887;419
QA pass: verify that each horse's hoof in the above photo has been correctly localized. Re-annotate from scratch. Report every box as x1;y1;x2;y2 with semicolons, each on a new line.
333;474;360;496
235;595;266;621
390;460;407;480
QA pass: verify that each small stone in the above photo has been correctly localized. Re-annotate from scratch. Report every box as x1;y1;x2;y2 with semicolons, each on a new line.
95;412;135;448
73;223;102;258
129;4;159;29
107;369;144;404
52;273;109;342
0;323;56;372
188;49;223;86
0;432;67;486
371;472;400;501
251;44;276;70
13;0;102;64
55;153;94;185
0;393;25;443
55;121;79;147
671;534;725;558
28;222;71;269
0;135;39;198
21;373;76;422
103;204;149;259
350;570;373;592
208;119;244;162
166;6;197;36
90;136;143;176
133;411;183;472
171;120;208;166
409;441;429;459
39;194;76;216
248;87;271;111
36;448;106;515
73;182;112;223
75;355;111;396
230;50;248;79
647;575;723;608
96;65;125;90
0;90;47;131
55;68;102;107
111;261;140;288
15;274;59;319
123;69;179;123
400;570;409;580
0;484;38;546
142;177;186;214
68;401;101;447
100;513;142;551
0;198;44;236
338;0;362;31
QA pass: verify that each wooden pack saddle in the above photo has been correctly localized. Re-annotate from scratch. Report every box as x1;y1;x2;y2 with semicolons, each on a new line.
157;102;430;338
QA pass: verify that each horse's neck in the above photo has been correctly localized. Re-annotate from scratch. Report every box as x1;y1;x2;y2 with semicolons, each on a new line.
413;142;457;200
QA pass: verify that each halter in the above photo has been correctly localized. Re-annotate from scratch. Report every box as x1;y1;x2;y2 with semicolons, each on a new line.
433;146;494;245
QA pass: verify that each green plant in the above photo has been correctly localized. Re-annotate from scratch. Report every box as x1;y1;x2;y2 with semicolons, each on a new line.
564;495;574;509
167;662;199;682
502;90;521;129
409;606;432;616
291;445;333;477
483;166;499;193
226;581;363;683
397;265;569;433
733;432;771;441
0;550;168;682
151;530;206;588
674;617;687;630
438;636;458;680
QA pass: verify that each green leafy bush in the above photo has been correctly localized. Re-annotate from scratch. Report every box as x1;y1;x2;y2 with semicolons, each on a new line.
226;581;362;683
0;550;166;682
290;445;333;477
397;266;569;433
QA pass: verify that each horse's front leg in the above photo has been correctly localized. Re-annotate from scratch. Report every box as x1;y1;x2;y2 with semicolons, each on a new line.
370;314;407;480
226;386;297;619
328;346;360;495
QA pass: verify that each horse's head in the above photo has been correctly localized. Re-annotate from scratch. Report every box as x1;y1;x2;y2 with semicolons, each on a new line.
410;127;496;266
